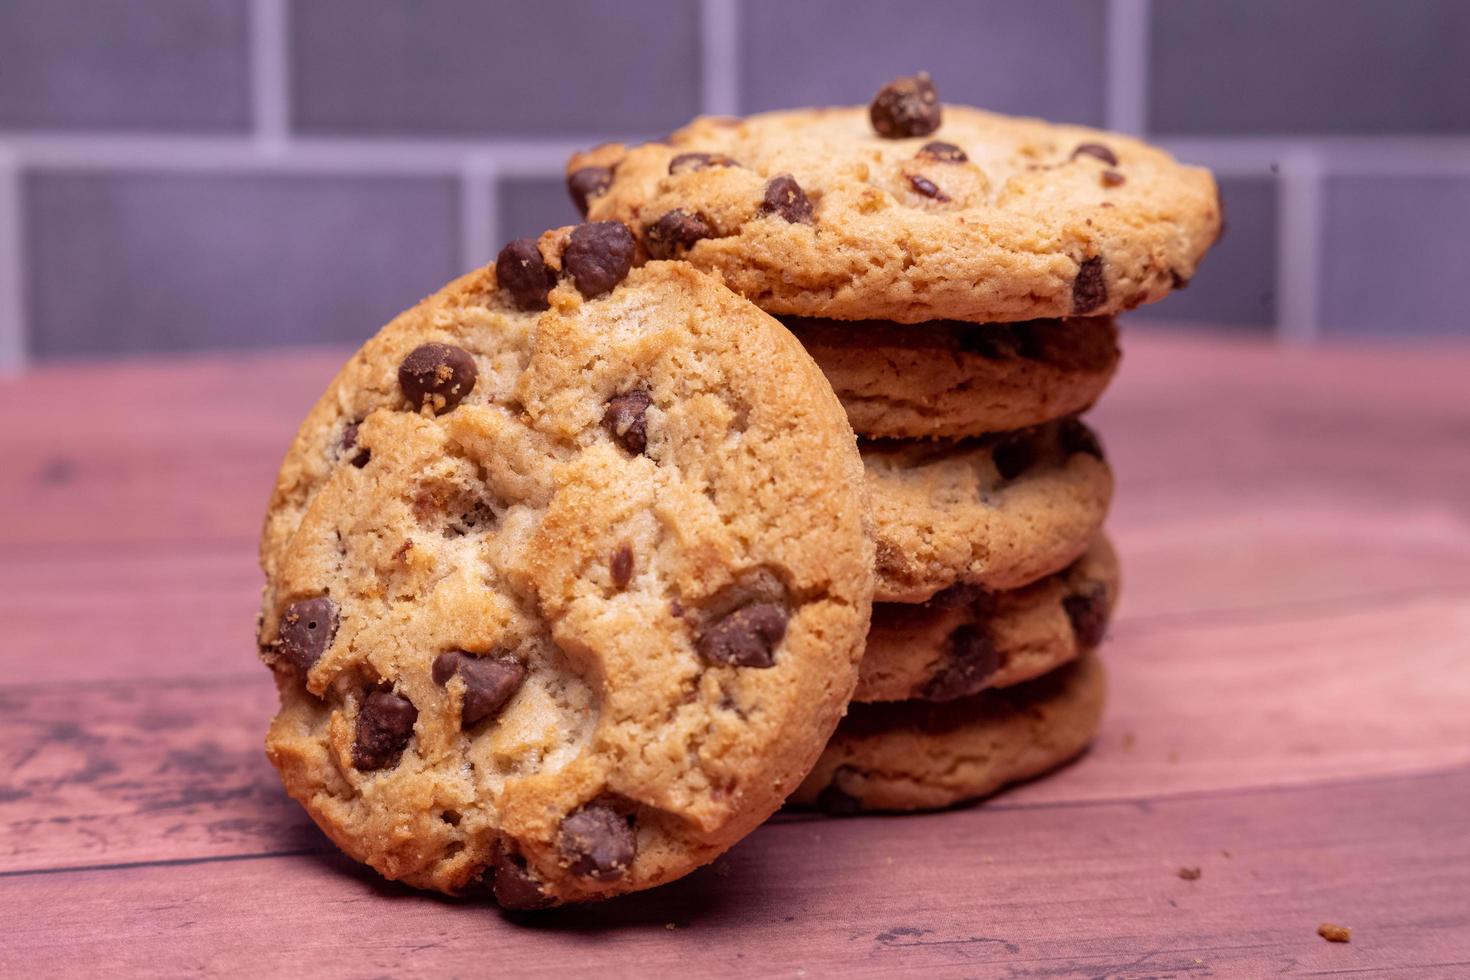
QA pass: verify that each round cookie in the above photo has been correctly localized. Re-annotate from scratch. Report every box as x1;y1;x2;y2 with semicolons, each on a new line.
856;535;1118;703
865;417;1112;603
257;225;875;908
569;78;1221;324
791;653;1106;813
786;315;1119;439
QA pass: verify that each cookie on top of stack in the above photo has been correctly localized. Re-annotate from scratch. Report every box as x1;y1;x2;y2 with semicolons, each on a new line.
570;73;1221;812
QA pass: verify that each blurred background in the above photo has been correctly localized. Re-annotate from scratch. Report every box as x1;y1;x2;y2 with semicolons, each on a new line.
1;0;1467;367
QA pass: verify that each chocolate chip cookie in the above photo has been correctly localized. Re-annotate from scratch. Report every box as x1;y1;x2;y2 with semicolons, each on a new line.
786;316;1119;439
791;653;1106;813
866;417;1112;603
257;225;875;907
569;75;1220;324
857;535;1117;703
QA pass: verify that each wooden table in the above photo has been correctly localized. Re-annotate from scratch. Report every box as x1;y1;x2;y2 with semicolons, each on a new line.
3;329;1468;977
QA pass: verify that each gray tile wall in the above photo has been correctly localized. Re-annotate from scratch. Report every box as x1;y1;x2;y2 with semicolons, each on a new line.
0;0;252;133
497;176;583;248
1;0;1466;363
289;0;702;139
1319;176;1470;337
739;0;1106;126
1133;176;1278;332
1149;0;1470;135
24;172;460;358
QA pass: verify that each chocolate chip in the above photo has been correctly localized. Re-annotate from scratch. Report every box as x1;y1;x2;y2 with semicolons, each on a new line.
563;222;636;297
907;173;950;201
1072;256;1108;314
1072;143;1119;167
558;804;636;881
957;324;1026;359
566;166;612;218
352;691;417;771
643;209;714;259
1059;417;1104;461
875;539;909;581
922;625;1001;701
399;343;477;414
492;848;552;910
758;174;814;224
696;602;787;668
432;651;526;727
1010;322;1050;361
278;597;338;672
610;543;634;588
870;72;941;138
816;767;863;816
340;423;371;467
992;429;1041;481
495;238;556;311
1169;269;1191;290
924;581;985;610
668;152;739;175
1100;169;1126;188
602;390;652;455
916;140;967;163
1063;582;1110;648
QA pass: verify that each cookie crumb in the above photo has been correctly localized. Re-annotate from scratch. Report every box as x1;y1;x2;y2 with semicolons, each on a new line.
665;922;677;931
1177;866;1202;881
1318;922;1351;943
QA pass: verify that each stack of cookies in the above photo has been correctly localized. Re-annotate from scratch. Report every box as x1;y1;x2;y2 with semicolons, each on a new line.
253;74;1218;911
569;74;1220;814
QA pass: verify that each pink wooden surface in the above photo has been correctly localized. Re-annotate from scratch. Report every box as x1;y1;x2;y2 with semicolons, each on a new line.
3;328;1469;977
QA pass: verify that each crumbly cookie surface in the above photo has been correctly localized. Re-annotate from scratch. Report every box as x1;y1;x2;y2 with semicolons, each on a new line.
792;654;1106;813
865;418;1112;603
572;102;1220;323
788;315;1119;438
257;235;874;907
857;535;1117;703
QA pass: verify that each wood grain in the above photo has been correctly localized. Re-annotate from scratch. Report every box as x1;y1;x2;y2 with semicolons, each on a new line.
6;591;1467;875
2;329;1469;975
5;769;1468;977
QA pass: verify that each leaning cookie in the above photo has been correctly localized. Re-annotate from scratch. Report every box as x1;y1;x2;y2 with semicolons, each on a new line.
257;223;875;908
857;535;1118;703
792;654;1106;813
786;316;1119;439
866;417;1112;603
570;74;1220;324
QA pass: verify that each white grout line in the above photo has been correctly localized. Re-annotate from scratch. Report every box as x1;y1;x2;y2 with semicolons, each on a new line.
1276;148;1324;345
699;0;740;115
1105;0;1149;135
1160;136;1470;176
458;155;498;273
249;0;290;152
0;134;592;176
4;130;1470;181
0;150;26;371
